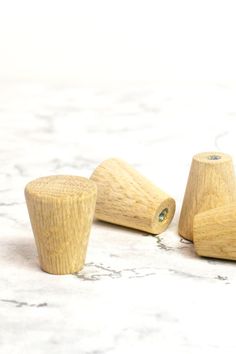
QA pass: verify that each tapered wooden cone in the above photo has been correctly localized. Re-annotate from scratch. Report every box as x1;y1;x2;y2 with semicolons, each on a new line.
193;203;236;261
90;158;176;234
25;175;97;275
179;152;236;241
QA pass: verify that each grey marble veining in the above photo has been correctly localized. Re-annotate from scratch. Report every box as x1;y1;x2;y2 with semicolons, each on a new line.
0;81;236;354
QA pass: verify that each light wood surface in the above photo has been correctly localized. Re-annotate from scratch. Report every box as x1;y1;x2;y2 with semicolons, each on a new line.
193;203;236;260
178;152;236;241
90;158;176;234
25;175;97;275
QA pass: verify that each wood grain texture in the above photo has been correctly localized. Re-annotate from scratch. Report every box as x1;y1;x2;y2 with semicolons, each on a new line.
178;152;236;241
25;175;97;275
193;203;236;260
90;158;176;234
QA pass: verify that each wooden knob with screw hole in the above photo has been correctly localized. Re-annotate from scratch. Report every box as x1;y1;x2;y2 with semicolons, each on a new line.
90;158;176;234
193;203;236;261
25;175;97;275
178;152;236;241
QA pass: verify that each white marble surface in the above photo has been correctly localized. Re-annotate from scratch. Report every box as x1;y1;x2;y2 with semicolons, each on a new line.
0;81;236;354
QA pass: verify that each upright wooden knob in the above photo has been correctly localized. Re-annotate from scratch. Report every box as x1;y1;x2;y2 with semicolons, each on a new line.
90;158;176;234
25;175;97;275
193;204;236;261
178;152;236;241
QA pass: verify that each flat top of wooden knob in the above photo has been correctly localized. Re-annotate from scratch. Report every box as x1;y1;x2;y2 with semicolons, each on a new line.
25;175;97;199
193;152;232;164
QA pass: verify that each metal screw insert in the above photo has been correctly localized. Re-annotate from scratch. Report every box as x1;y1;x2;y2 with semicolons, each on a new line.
159;208;168;222
207;155;221;160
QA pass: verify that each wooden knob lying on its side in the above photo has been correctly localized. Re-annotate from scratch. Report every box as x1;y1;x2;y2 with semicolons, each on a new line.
178;152;236;241
25;175;97;275
193;204;236;261
90;158;176;234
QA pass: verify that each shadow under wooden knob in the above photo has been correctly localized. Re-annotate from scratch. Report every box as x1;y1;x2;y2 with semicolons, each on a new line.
25;175;97;275
90;158;176;234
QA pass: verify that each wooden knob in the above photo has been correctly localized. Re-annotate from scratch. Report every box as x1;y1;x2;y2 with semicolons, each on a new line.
25;175;97;275
90;158;176;234
178;152;236;241
193;203;236;261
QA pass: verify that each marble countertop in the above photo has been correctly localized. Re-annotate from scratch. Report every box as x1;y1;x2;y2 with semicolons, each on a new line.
1;81;236;354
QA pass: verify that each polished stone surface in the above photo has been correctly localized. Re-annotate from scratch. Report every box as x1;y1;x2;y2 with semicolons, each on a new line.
0;81;236;354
